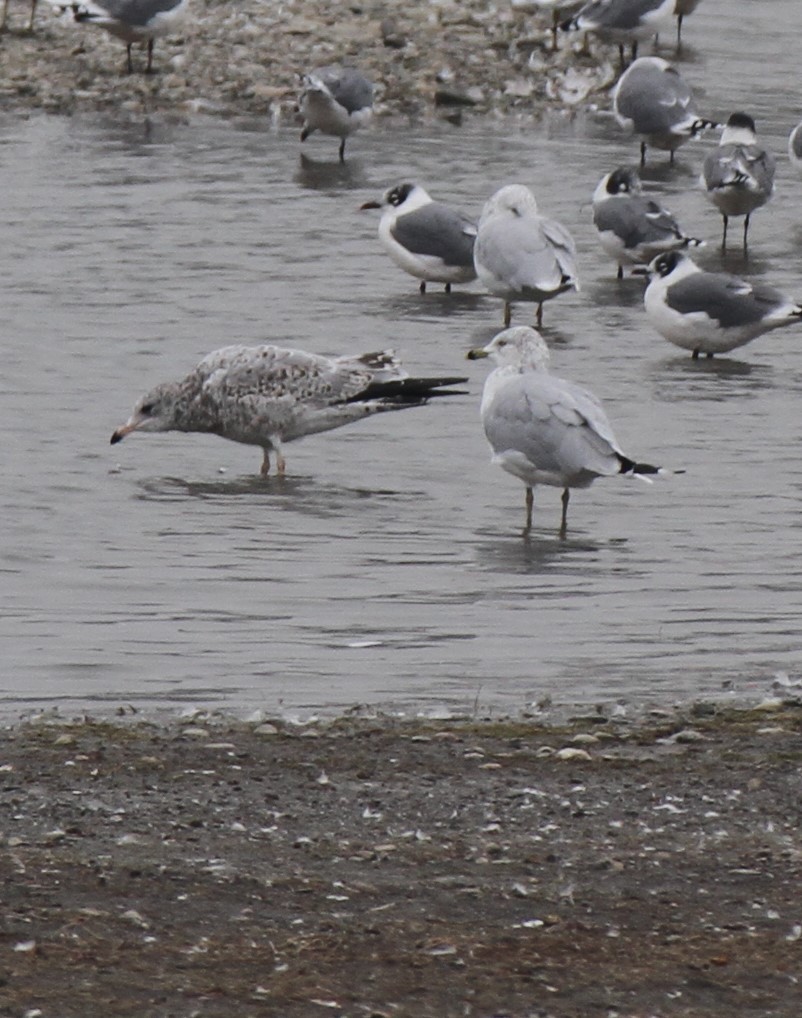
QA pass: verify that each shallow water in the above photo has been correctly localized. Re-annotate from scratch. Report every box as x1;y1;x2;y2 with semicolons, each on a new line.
2;0;801;718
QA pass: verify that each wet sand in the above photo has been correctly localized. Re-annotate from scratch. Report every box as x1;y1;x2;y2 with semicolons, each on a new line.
2;702;800;1016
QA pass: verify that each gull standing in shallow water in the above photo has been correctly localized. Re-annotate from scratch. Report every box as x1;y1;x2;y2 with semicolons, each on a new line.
467;327;665;538
299;65;374;162
612;56;717;165
360;182;477;294
592;165;703;278
68;0;188;73
640;251;802;358
110;345;467;476
702;112;776;253
561;0;675;70
473;184;578;328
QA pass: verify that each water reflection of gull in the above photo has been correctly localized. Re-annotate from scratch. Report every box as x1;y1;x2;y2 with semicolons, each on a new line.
111;344;467;476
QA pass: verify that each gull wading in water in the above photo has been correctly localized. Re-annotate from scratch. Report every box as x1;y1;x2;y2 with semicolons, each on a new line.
299;65;374;162
360;182;477;294
473;184;578;328
467;327;667;538
640;250;802;359
562;0;675;70
110;344;468;475
67;0;188;73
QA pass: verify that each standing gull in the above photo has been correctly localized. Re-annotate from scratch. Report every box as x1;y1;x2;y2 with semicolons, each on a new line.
299;65;374;162
702;112;776;253
467;327;665;537
592;165;703;278
360;182;477;294
473;184;578;328
641;250;802;358
68;0;187;73
110;344;467;476
673;0;703;48
612;56;717;165
562;0;675;70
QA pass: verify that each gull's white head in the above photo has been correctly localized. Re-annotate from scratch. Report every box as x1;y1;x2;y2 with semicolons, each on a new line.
480;184;539;224
110;382;182;443
468;326;550;372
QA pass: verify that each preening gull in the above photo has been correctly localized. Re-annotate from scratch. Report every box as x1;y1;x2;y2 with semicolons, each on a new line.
299;65;374;162
1;0;37;31
702;112;776;253
641;251;802;358
592;165;703;278
360;182;477;294
68;0;188;73
467;327;665;537
612;56;717;165
473;184;578;328
111;344;468;475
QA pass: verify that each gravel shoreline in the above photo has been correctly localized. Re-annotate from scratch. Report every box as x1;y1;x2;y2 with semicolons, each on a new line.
2;701;801;1016
0;0;616;122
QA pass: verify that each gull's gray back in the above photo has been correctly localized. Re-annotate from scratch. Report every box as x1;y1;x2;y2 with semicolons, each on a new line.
391;203;476;266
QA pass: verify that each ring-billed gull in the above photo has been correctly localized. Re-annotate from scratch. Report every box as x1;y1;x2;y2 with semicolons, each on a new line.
68;0;188;73
612;56;717;165
473;184;578;328
702;112;776;253
640;250;802;358
467;327;665;537
299;65;374;162
111;344;467;475
592;165;703;278
1;0;37;31
562;0;675;70
360;182;477;294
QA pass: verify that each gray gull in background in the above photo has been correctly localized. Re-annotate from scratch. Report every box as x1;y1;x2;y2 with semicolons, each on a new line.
1;0;36;31
299;65;374;162
592;165;703;278
562;0;675;70
702;112;776;253
68;0;187;73
360;182;477;294
110;345;467;476
641;250;802;358
473;184;578;328
467;327;665;538
788;120;802;177
612;56;717;165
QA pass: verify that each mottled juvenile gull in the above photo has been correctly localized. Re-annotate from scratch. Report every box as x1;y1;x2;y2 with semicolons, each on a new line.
110;344;467;475
641;250;802;358
473;184;578;328
467;327;665;537
562;0;675;69
68;0;188;73
612;56;717;165
1;0;37;31
299;65;374;162
360;182;477;294
592;165;703;278
702;112;776;253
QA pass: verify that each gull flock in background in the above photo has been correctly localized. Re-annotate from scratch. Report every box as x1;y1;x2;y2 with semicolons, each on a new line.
10;0;802;537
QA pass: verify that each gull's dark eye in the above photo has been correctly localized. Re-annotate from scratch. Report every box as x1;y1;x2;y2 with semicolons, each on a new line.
140;403;155;416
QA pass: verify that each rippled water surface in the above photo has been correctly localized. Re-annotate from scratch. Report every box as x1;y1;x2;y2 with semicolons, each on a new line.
2;0;801;718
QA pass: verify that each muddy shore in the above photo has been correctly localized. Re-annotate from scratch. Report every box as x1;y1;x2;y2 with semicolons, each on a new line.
1;701;801;1017
0;0;616;122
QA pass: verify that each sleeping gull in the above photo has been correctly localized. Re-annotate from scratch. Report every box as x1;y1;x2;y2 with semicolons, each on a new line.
702;112;776;253
299;65;374;162
110;344;468;475
1;0;37;31
360;182;477;294
640;250;802;358
467;326;665;537
68;0;188;73
562;0;675;70
592;165;703;278
612;56;717;165
473;184;578;328
788;120;802;177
